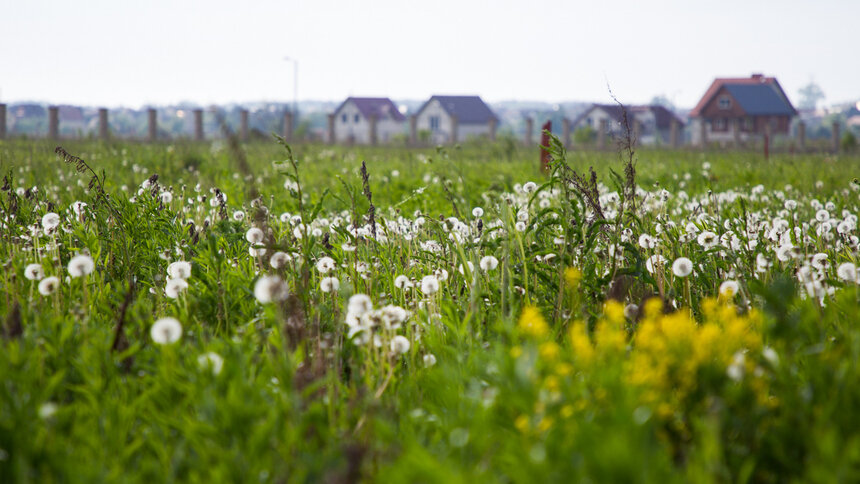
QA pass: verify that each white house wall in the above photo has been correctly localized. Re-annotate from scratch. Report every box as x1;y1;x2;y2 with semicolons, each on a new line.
334;100;405;144
416;99;492;143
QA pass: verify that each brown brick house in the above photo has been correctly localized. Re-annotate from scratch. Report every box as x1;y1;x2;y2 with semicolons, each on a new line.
690;74;796;145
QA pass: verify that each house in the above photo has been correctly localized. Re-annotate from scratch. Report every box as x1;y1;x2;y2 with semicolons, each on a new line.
414;95;499;143
689;74;796;145
570;104;684;145
332;97;406;144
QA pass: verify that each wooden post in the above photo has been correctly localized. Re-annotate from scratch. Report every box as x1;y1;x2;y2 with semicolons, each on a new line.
48;106;59;140
832;121;840;153
598;119;607;149
450;114;459;144
561;118;571;148
369;114;378;146
148;108;157;141
0;104;6;140
283;111;293;143
193;109;204;141
488;118;497;141
98;108;109;141
240;109;249;142
669;119;680;148
409;115;418;146
525;117;534;146
764;122;771;160
796;121;806;151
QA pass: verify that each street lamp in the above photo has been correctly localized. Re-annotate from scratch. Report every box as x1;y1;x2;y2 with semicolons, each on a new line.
283;57;298;122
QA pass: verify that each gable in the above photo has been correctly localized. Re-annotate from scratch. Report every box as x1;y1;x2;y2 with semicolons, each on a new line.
333;97;406;122
417;96;498;124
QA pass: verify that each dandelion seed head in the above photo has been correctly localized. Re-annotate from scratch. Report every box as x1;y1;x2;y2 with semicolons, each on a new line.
269;251;290;269
38;276;60;296
421;275;440;295
164;278;189;299
150;317;182;345
320;276;340;293
480;255;499;271
24;263;45;281
41;212;60;232
67;254;95;278
316;256;335;274
245;227;264;244
390;335;411;355
254;275;289;304
198;352;224;375
671;257;693;277
166;261;192;280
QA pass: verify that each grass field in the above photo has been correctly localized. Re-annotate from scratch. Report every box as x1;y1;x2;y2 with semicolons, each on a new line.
1;137;860;482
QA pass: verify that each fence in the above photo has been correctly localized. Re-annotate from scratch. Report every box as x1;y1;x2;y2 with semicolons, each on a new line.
0;103;847;154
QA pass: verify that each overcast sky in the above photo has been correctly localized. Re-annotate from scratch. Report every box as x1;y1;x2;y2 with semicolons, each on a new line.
2;0;858;109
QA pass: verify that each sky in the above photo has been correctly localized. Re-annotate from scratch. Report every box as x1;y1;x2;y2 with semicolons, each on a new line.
2;0;858;109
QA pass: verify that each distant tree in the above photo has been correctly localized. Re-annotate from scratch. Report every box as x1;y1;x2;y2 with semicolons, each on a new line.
798;82;826;110
842;130;857;152
649;95;675;111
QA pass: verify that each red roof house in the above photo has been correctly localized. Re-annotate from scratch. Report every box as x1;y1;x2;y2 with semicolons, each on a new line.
690;74;796;145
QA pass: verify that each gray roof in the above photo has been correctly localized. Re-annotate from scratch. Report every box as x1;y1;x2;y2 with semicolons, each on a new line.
724;85;796;116
334;97;406;122
417;95;498;124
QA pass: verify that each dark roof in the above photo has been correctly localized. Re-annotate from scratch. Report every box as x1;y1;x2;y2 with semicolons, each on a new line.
724;84;797;116
417;95;498;124
334;97;406;122
572;104;683;129
690;74;796;117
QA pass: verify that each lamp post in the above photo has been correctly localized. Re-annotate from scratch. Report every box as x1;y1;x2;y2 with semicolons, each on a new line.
283;57;298;125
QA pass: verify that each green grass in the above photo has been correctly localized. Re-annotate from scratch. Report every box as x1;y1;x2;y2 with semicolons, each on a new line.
1;138;860;482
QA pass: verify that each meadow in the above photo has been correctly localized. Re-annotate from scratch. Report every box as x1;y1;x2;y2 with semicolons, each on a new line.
1;136;860;483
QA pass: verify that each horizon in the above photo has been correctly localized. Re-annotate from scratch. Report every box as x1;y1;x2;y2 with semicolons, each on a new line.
4;0;859;109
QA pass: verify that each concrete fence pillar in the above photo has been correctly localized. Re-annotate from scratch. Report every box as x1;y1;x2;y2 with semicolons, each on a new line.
732;119;741;147
283;111;293;143
797;121;806;151
598;119;607;149
699;120;707;148
147;108;157;141
98;108;109;141
409;115;418;146
326;113;335;144
193;109;204;141
832;121;840;153
525;117;534;146
561;118;571;148
669;119;680;148
369;114;378;146
0;104;6;140
488;117;497;141
240;109;249;142
450;114;459;144
48;106;59;139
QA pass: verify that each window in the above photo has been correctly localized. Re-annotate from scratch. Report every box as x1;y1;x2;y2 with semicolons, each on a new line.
713;118;727;131
354;114;360;123
718;96;731;110
341;114;347;123
742;117;753;131
429;116;440;131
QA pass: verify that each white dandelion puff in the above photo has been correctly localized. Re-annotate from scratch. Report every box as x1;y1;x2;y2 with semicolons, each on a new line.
671;257;693;277
472;207;484;217
164;278;189;299
150;317;183;345
423;354;437;367
394;275;413;289
166;261;192;280
390;335;411;355
420;275;440;295
67;254;95;278
837;262;857;283
245;227;264;244
315;256;335;274
320;276;340;293
197;352;224;375
479;255;499;271
41;212;61;232
254;275;289;304
24;263;45;281
38;276;60;296
719;280;740;297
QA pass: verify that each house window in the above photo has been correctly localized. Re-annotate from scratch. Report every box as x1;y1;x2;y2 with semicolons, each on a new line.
429;116;440;131
718;96;731;110
742;117;753;131
713;118;727;131
586;117;593;126
354;114;360;123
341;114;347;123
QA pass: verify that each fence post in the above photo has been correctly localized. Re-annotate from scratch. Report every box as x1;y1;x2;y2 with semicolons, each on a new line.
0;104;6;140
732;119;741;148
450;114;459;144
561;118;571;148
369;114;378;145
98;108;109;141
488;117;497;141
633;119;642;147
240;109;249;142
797;121;806;151
283;111;293;143
147;108;157;141
325;113;335;144
524;117;534;146
699;119;707;148
669;119;680;148
832;121;840;153
409;115;418;146
193;109;204;141
48;106;59;139
598;119;607;150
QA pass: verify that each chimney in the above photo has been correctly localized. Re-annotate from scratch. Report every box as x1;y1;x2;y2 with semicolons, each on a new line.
751;73;764;81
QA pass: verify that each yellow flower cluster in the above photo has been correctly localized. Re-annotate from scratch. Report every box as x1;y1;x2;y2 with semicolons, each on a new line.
627;297;765;418
518;306;549;339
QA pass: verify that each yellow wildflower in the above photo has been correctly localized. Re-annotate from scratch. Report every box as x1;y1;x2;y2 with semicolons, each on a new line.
518;306;549;339
568;321;594;364
538;341;560;361
564;267;582;288
514;415;530;433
